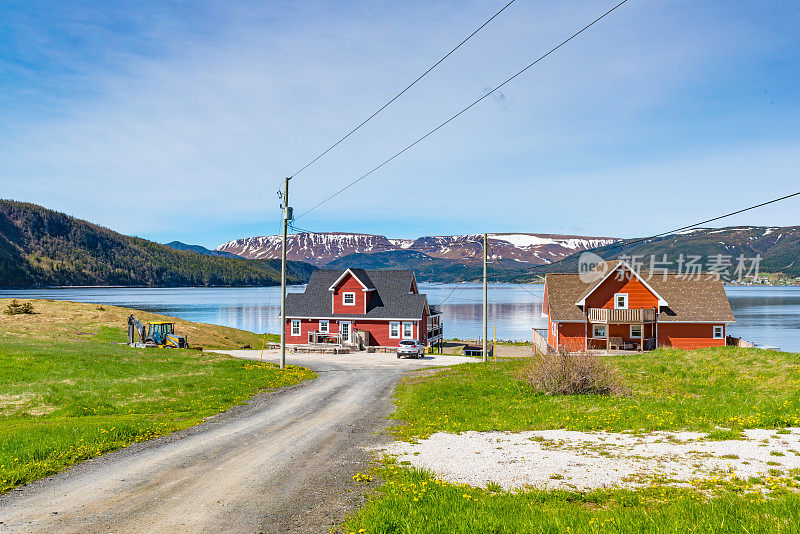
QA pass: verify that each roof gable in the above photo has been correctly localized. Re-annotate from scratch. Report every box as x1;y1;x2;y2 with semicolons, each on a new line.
544;270;734;324
288;269;426;320
575;261;668;308
328;268;376;291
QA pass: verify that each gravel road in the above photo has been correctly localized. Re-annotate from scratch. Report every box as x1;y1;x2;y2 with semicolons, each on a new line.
0;350;473;533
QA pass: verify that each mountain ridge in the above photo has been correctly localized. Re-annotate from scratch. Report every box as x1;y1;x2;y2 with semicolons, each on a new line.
216;232;618;266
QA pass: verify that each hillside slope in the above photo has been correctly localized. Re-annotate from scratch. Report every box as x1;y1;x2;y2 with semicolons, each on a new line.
325;249;538;283
0;200;315;288
164;241;242;259
515;226;800;280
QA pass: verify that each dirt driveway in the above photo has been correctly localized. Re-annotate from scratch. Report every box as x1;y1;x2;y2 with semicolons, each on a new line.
0;351;473;533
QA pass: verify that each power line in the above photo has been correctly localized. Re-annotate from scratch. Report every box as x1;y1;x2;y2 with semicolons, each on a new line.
287;0;518;180
435;245;483;306
295;0;631;220
481;190;800;282
488;241;543;299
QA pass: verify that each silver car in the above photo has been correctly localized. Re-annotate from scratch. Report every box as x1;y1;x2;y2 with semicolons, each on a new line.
396;339;424;359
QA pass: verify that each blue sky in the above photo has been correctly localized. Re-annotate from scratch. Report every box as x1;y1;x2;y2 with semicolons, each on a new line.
1;0;799;248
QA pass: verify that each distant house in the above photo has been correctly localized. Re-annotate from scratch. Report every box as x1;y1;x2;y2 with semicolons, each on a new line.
542;261;735;351
285;268;443;348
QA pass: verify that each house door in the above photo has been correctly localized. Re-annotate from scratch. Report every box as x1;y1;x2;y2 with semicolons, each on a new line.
340;321;352;344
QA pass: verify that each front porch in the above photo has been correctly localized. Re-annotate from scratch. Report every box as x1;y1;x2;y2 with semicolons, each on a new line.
586;307;658;352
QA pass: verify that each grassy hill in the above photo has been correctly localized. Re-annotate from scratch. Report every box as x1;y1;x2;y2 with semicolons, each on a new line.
0;298;313;494
0;200;316;288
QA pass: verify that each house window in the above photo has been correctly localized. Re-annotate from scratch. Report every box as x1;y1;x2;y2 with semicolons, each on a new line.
291;320;301;337
342;292;356;306
713;325;724;339
402;321;414;339
389;321;400;339
614;293;629;309
593;324;606;338
630;324;642;338
319;320;329;334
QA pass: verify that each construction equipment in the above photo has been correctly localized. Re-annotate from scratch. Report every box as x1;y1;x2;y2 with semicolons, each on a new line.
127;315;189;348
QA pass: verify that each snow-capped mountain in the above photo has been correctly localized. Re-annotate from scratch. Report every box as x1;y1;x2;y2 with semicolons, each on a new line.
216;232;618;266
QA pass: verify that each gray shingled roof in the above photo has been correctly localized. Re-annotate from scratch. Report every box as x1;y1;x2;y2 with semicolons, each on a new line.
286;269;428;319
545;271;735;323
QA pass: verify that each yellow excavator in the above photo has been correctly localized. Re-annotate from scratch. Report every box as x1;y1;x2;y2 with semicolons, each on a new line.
127;315;189;348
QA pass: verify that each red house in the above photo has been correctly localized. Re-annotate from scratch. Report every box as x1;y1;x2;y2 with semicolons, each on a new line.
542;261;735;351
284;268;443;348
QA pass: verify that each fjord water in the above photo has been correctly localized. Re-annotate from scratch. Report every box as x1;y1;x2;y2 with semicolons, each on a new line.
2;285;799;352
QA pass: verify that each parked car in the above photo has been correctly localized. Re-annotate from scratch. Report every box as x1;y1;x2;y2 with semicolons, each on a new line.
397;339;424;359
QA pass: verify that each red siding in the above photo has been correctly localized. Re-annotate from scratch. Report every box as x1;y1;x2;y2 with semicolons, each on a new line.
585;271;658;310
332;275;368;314
658;323;725;349
557;323;585;352
284;318;420;348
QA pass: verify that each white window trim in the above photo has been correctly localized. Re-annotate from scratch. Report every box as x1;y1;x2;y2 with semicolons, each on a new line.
614;293;629;310
713;325;724;339
630;324;643;338
291;319;301;337
342;292;356;306
402;321;414;340
593;324;606;338
389;321;400;339
319;320;329;334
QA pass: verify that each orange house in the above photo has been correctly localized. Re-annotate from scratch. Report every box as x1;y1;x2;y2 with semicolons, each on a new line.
542;261;735;351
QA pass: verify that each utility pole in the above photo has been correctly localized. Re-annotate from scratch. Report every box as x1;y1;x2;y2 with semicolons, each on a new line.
279;176;292;370
482;233;488;363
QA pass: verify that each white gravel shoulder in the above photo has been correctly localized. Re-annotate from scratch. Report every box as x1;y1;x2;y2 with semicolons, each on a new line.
381;428;800;491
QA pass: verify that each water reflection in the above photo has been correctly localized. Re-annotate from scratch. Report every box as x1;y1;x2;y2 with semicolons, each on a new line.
2;284;798;351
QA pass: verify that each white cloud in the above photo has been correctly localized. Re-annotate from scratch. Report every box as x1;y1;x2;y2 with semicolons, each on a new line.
1;0;798;245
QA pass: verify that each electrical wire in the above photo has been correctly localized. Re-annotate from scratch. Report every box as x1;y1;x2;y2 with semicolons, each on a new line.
287;0;518;181
479;190;800;282
294;0;631;220
435;245;483;306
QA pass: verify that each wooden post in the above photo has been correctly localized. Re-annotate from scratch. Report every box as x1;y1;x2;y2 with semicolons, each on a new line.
482;233;488;363
584;319;588;353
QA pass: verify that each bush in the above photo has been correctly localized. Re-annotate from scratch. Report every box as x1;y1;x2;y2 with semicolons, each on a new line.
3;299;35;315
517;349;626;395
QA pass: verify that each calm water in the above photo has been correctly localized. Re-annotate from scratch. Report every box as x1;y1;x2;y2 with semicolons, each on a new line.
2;285;799;352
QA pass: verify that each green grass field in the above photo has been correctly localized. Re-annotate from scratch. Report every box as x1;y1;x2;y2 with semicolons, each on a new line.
343;347;800;533
391;347;800;440
0;299;311;493
343;459;800;534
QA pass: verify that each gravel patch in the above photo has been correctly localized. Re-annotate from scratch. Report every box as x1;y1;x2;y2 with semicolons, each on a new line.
381;428;800;491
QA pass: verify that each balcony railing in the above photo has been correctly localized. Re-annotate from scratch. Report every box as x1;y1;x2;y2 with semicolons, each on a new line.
588;307;657;324
427;326;443;339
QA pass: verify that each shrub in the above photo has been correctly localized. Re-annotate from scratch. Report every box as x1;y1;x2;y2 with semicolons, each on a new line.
3;299;35;315
517;349;626;395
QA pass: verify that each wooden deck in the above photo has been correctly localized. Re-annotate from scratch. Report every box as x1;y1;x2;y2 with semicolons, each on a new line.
587;308;657;324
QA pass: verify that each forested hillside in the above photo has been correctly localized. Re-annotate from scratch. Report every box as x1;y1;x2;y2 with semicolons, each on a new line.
325;249;538;282
0;201;315;288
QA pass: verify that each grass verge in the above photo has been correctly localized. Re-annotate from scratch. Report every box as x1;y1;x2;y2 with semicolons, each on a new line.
0;299;311;493
391;347;800;440
342;459;800;534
